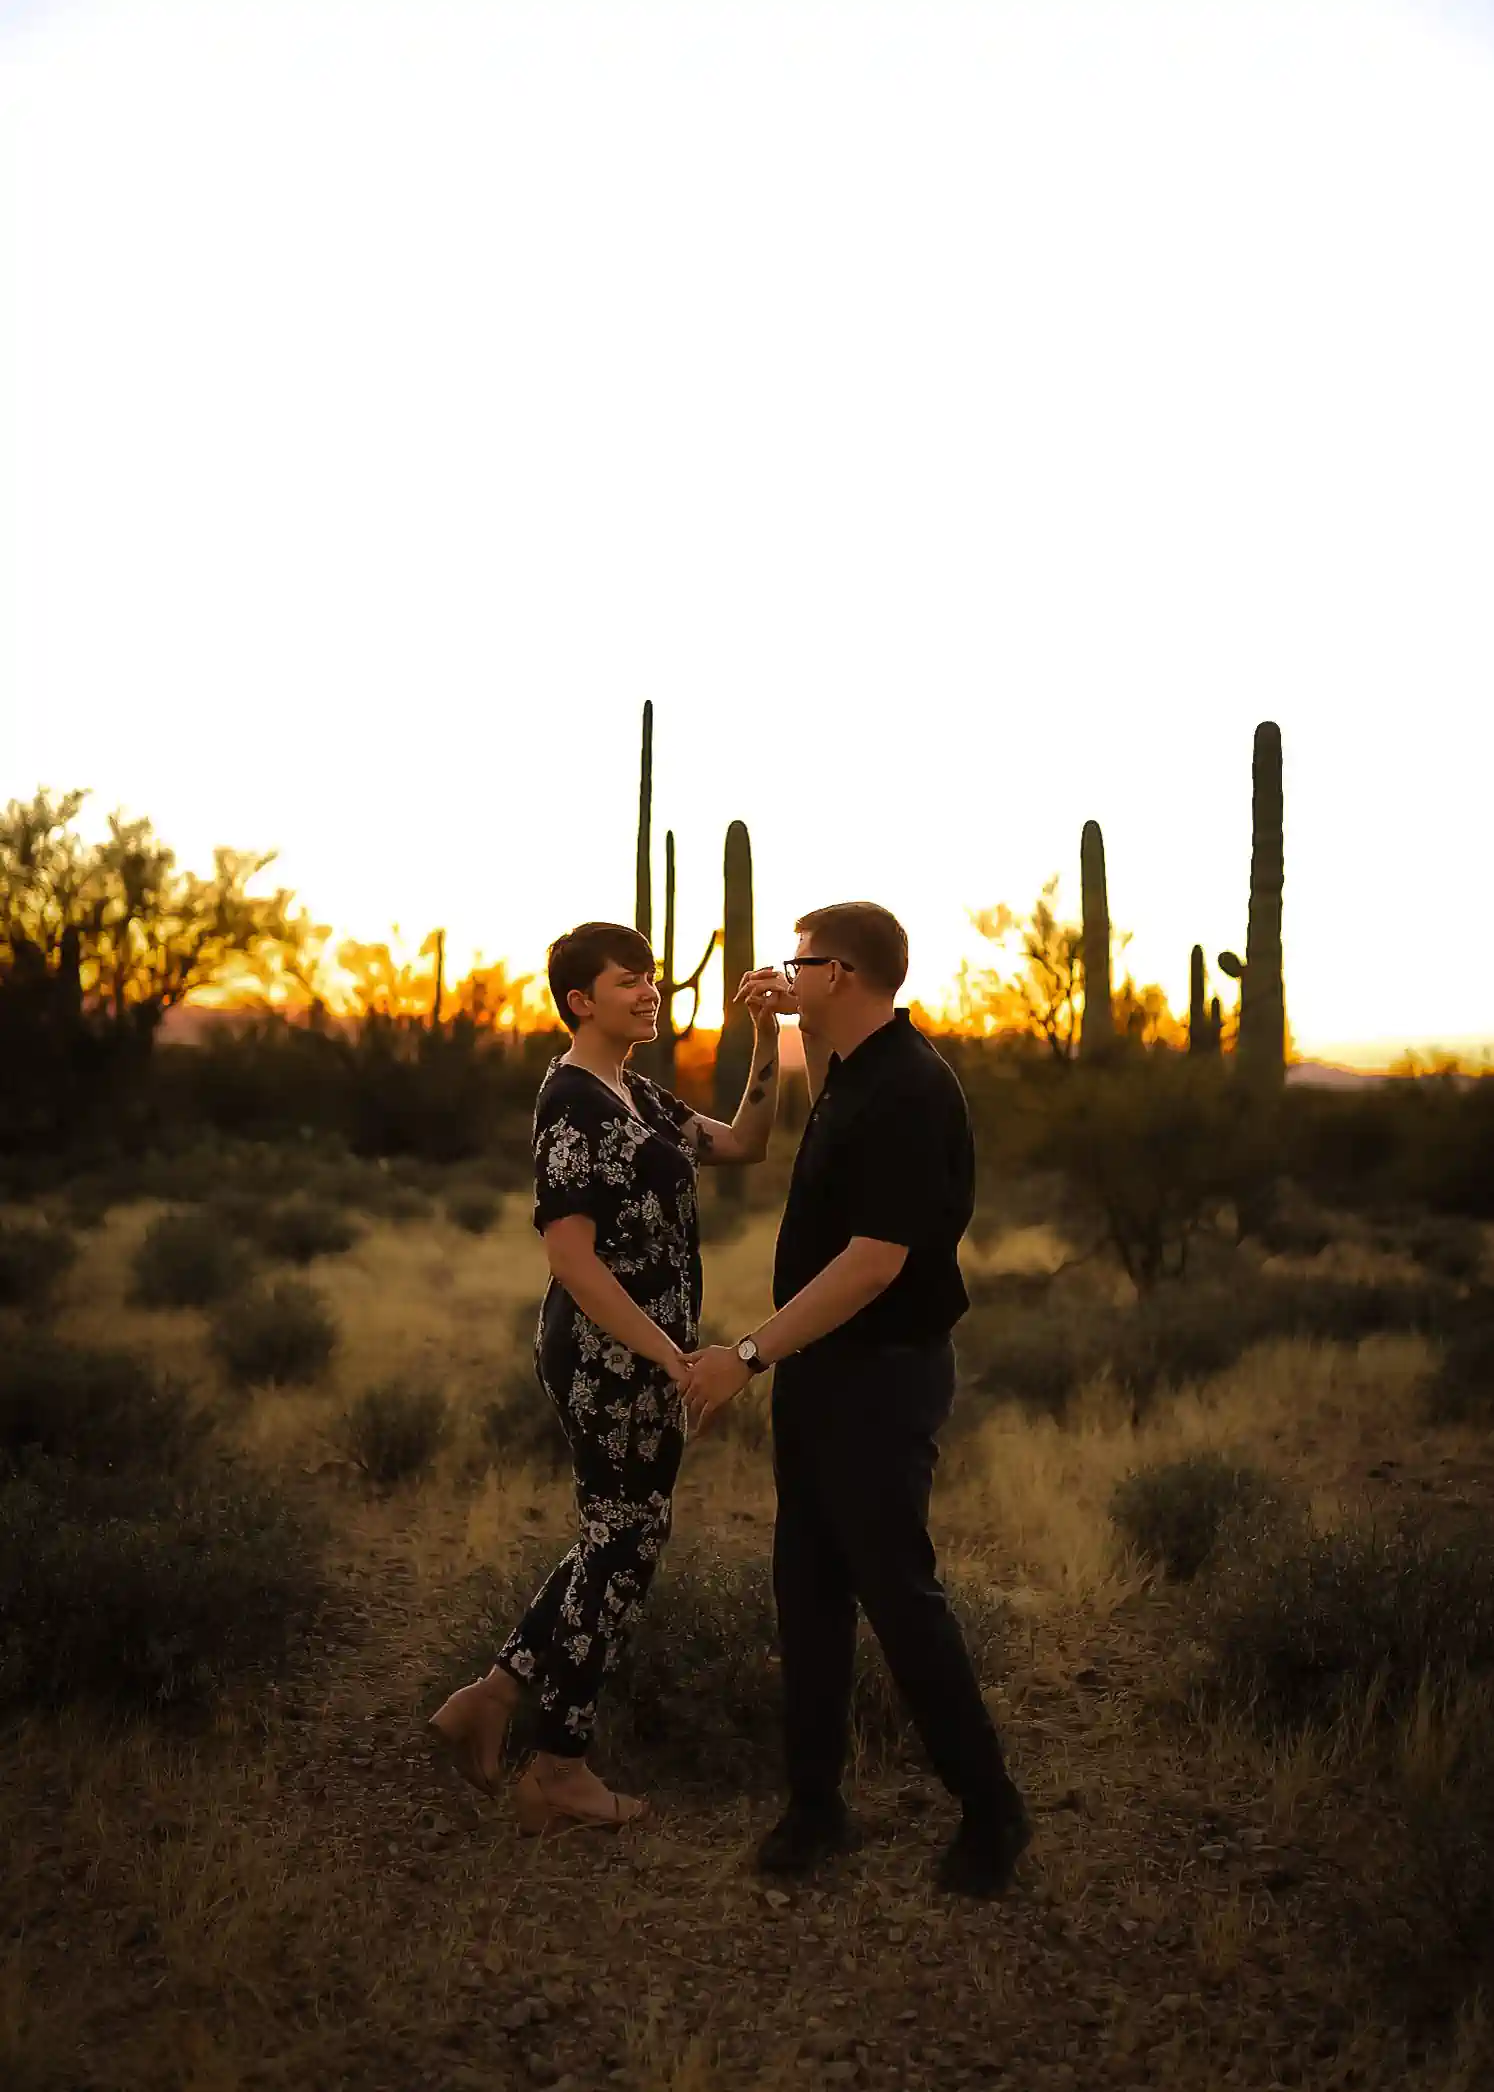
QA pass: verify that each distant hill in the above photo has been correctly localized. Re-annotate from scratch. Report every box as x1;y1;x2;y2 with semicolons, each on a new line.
1286;1060;1389;1090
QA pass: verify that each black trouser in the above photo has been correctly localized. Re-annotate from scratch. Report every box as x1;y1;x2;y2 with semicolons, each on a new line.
771;1335;1021;1818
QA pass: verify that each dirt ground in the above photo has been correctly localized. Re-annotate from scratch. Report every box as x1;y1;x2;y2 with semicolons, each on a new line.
4;1203;1493;2092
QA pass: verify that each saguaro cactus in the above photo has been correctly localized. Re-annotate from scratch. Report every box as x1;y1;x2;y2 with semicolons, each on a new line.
631;701;725;1084
430;927;446;1029
654;829;719;1090
1218;721;1285;1086
713;821;756;1189
1079;819;1114;1058
1188;943;1221;1055
635;700;654;942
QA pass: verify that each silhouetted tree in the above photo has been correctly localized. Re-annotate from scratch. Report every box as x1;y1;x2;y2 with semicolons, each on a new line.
1045;1056;1270;1294
965;881;1085;1060
0;788;308;1146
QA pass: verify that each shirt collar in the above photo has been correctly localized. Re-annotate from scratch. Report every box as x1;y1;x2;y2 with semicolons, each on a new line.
824;1008;914;1086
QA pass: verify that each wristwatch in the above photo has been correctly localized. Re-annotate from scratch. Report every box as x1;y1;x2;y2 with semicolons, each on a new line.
735;1334;768;1376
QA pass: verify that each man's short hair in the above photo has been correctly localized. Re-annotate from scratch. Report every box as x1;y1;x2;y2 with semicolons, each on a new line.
794;902;909;995
547;921;656;1031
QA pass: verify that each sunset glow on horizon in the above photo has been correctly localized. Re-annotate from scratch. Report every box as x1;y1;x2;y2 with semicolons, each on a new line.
5;0;1493;1072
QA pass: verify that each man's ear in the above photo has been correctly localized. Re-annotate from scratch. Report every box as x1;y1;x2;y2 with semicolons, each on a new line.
567;987;590;1024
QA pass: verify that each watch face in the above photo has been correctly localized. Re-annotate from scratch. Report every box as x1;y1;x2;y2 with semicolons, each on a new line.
736;1338;756;1363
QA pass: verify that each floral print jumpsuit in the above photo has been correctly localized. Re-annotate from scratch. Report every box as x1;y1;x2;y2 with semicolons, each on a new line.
496;1058;701;1755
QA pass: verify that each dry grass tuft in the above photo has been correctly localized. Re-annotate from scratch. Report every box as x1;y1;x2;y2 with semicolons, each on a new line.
941;1334;1442;1602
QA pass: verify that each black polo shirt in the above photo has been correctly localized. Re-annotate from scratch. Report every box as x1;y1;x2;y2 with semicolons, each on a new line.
772;1009;974;1351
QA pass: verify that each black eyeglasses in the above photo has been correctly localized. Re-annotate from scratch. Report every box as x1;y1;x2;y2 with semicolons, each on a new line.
783;957;856;983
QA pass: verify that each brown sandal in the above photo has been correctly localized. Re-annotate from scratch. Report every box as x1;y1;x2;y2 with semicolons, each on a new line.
513;1758;649;1836
427;1672;518;1798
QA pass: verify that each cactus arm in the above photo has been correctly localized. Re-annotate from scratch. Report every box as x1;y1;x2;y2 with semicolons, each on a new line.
672;928;721;1041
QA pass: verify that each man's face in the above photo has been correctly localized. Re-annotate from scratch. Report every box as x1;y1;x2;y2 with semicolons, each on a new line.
572;958;660;1042
791;932;836;1039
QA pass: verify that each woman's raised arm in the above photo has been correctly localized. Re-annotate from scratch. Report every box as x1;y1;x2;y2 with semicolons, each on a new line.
684;982;783;1165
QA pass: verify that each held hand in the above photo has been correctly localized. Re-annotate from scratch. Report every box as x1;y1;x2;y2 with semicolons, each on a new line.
661;1346;696;1393
682;1343;752;1436
735;967;797;1023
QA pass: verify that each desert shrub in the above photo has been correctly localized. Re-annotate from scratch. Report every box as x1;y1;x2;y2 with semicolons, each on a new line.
130;1210;249;1308
955;1275;1116;1418
1426;1292;1494;1423
447;1541;1008;1791
1110;1453;1285;1581
1201;1512;1494;1736
388;1155;448;1195
0;1335;208;1478
342;1381;450;1488
134;1145;235;1205
1255;1209;1334;1259
1268;1273;1453;1343
0;1463;323;1713
310;1157;389;1207
62;1175;117;1230
203;1185;276;1239
479;1359;570;1474
1283;1074;1494;1220
1109;1271;1455;1405
1043;1056;1276;1292
446;1187;500;1236
257;1195;360;1264
0;1221;76;1315
960;1311;1090;1417
370;1185;436;1224
1111;1282;1272;1402
210;1277;338;1388
1398;1215;1487;1285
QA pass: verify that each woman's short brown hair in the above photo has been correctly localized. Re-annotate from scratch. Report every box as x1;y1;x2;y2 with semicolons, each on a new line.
794;902;909;994
547;922;656;1031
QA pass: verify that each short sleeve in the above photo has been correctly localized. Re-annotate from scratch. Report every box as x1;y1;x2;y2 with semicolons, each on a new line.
630;1074;696;1140
842;1084;950;1249
532;1085;611;1234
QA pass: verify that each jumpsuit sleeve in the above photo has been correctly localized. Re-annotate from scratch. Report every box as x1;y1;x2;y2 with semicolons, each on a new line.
532;1083;615;1234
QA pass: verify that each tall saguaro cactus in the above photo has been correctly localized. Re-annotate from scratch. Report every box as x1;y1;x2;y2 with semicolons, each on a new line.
430;928;446;1029
1218;721;1285;1087
713;821;756;1189
1079;819;1114;1059
1188;943;1221;1055
635;700;654;942
631;700;725;1085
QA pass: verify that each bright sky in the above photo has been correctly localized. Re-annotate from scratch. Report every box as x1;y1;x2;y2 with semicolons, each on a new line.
4;0;1493;1066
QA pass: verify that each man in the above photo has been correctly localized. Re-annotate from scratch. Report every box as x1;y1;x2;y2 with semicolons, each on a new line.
685;902;1031;1898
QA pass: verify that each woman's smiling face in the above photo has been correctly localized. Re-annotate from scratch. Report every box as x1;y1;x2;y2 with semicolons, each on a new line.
572;958;661;1043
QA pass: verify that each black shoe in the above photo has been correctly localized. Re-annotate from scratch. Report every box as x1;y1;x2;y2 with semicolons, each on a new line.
754;1803;864;1877
935;1807;1033;1899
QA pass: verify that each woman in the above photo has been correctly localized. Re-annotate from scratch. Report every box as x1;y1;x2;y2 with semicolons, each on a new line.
429;920;783;1830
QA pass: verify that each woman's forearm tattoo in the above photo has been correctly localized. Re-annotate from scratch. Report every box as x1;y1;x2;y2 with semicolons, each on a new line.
746;1056;777;1106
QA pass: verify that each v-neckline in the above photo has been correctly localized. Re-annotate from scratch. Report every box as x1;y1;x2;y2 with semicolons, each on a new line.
559;1057;649;1127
